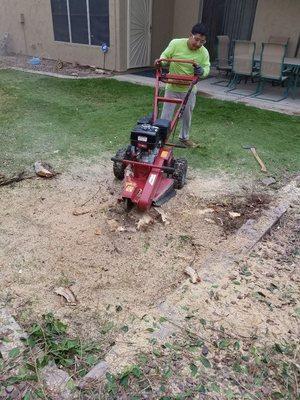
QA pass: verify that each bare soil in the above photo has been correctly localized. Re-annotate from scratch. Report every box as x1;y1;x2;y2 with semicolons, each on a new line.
1;160;299;399
166;203;300;345
0;54;113;77
0;161;268;341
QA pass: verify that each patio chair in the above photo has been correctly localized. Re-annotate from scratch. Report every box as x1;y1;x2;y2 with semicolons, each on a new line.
295;34;300;57
0;33;9;56
291;35;300;98
253;43;291;101
226;40;258;95
268;36;289;46
212;35;232;86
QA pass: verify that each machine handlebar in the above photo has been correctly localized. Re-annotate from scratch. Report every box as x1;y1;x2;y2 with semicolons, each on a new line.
154;58;199;68
154;58;203;79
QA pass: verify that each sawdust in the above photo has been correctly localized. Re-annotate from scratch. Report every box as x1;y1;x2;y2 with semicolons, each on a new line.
0;159;286;345
164;202;300;345
0;160;232;340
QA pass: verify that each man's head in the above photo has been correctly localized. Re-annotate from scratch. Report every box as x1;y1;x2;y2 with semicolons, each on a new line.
188;23;208;50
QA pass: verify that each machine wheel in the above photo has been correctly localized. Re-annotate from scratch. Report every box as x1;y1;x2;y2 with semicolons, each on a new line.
113;147;127;180
173;158;188;189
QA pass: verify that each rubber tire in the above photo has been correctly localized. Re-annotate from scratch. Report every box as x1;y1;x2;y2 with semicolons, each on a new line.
113;148;127;180
173;158;188;189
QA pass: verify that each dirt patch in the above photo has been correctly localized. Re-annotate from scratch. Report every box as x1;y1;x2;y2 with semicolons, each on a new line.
207;192;271;234
165;200;300;344
0;54;113;77
0;160;269;342
1;162;299;399
0;162;223;338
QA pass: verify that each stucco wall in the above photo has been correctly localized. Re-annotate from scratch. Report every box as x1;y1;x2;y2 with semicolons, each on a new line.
151;0;175;63
0;0;119;70
173;0;201;38
251;0;300;57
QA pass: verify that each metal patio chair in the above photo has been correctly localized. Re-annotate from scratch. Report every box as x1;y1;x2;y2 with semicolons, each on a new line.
295;34;300;57
253;43;291;101
0;33;9;56
212;35;232;86
291;35;300;98
227;40;258;95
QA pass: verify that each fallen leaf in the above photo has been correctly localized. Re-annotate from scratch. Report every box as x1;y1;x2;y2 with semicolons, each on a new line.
107;219;120;231
151;208;169;225
54;287;77;306
137;214;153;231
116;226;126;232
196;208;214;216
204;218;215;224
184;266;201;284
34;161;56;178
261;177;276;186
73;208;92;216
229;211;241;219
199;355;211;368
126;227;137;233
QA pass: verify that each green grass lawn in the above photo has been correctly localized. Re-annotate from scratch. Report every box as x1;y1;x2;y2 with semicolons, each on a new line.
0;69;299;177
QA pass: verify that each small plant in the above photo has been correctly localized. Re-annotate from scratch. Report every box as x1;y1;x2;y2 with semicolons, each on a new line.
25;313;101;373
1;313;104;398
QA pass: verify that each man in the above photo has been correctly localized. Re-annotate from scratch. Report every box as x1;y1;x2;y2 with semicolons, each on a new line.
158;23;210;147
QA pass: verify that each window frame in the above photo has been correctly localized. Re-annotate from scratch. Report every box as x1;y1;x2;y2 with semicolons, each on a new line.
51;0;109;47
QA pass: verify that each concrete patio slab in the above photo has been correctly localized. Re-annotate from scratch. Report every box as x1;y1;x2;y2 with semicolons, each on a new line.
1;60;299;115
113;73;300;116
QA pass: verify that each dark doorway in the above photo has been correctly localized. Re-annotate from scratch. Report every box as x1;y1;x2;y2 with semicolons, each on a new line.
201;0;258;61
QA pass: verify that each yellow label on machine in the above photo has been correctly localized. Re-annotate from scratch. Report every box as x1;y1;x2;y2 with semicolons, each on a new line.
161;150;169;159
125;183;135;193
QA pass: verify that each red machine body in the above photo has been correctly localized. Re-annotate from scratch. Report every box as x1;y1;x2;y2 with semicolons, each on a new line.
111;58;200;211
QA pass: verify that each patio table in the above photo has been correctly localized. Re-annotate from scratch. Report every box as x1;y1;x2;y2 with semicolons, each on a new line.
253;56;300;97
282;58;300;98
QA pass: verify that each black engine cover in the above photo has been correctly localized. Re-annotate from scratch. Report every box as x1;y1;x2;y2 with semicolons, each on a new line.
131;124;160;149
154;118;171;143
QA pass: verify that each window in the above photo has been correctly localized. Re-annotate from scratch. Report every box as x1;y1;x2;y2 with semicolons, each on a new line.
89;0;109;46
51;0;70;42
50;0;110;46
69;1;89;44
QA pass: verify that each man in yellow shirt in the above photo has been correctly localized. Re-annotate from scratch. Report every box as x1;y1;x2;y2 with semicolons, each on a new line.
158;23;210;147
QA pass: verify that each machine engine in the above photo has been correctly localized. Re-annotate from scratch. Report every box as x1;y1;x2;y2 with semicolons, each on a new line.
130;117;171;163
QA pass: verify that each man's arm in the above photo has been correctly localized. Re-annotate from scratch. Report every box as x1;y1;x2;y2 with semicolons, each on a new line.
160;39;176;59
201;48;210;78
155;39;177;66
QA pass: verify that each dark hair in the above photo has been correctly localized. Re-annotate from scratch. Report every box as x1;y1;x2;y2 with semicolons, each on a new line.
191;23;208;37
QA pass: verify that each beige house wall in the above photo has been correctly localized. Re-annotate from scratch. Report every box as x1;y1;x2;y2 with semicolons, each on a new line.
173;0;201;38
0;0;120;70
151;0;202;62
5;0;298;72
150;0;175;63
117;0;127;71
251;0;300;57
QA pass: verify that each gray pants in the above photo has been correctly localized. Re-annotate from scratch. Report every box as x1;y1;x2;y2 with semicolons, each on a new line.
161;90;196;140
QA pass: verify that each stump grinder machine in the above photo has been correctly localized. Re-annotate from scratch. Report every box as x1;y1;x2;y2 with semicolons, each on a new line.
111;58;201;211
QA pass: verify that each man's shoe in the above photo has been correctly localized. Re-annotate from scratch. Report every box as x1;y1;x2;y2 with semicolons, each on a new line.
179;138;200;148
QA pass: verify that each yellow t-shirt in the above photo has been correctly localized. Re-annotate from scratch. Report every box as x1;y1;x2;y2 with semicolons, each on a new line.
160;38;210;92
